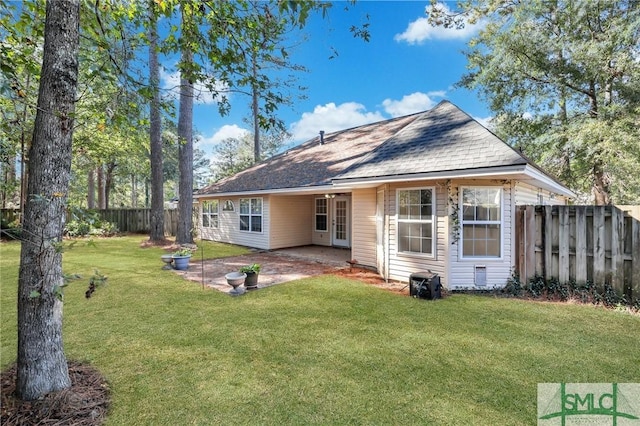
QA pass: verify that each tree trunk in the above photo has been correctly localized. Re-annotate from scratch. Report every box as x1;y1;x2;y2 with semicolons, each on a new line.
97;165;105;209
17;0;79;401
148;4;164;241
176;14;194;245
87;169;95;209
104;162;116;209
252;49;260;163
130;174;137;207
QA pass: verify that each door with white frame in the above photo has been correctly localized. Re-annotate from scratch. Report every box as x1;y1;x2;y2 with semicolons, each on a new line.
332;196;350;247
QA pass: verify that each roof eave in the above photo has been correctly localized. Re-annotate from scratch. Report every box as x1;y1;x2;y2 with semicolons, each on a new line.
193;184;334;199
332;164;576;198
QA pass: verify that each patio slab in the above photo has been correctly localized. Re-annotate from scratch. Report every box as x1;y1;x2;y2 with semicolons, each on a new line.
168;245;409;295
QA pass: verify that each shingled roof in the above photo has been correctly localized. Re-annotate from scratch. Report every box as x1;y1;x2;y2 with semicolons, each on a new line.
195;112;420;195
196;100;569;196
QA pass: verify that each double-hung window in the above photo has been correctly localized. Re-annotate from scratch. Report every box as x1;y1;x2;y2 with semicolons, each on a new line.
239;198;262;232
202;200;219;228
461;187;502;258
397;188;434;255
315;198;328;232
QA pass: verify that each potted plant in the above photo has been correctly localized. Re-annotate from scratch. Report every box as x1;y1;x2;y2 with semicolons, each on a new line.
240;263;261;289
172;247;193;270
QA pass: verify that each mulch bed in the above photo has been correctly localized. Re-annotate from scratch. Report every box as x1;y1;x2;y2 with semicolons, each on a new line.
1;361;110;426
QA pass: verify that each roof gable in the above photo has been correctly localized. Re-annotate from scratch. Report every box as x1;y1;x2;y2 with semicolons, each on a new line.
336;101;527;181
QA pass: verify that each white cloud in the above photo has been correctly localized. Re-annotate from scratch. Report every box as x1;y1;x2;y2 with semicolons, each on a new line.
381;91;445;117
160;67;229;105
289;102;386;142
395;5;485;44
197;124;249;148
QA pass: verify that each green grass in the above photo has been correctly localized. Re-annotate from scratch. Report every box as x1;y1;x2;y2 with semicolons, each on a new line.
1;235;639;425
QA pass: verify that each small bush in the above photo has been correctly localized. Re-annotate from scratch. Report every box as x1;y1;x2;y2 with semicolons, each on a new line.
64;208;119;237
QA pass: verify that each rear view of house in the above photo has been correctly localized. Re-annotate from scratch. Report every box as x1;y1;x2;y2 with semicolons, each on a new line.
195;101;574;290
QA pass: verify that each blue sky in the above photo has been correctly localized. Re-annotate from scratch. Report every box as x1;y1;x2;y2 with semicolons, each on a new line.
161;1;491;161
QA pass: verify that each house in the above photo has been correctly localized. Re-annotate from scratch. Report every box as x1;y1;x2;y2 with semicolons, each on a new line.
194;101;574;290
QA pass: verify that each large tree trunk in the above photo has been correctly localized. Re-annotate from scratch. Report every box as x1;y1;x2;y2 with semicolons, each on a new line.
16;0;79;401
148;4;164;241
176;18;194;245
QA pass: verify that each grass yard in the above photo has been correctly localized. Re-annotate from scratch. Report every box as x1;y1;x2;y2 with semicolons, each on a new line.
1;235;639;425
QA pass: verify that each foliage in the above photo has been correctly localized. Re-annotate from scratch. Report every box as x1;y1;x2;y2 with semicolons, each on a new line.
428;0;640;204
64;208;119;237
500;273;638;312
239;263;261;274
1;237;638;424
172;247;194;257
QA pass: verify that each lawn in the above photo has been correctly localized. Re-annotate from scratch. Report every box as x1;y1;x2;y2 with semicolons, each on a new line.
1;235;639;425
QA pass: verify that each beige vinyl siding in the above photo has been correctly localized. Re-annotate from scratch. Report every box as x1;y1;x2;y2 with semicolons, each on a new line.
448;180;513;290
351;188;377;268
514;181;568;205
198;196;270;250
269;195;313;249
386;181;448;286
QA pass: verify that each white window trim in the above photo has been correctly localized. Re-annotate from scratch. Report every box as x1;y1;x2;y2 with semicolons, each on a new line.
239;197;263;233
459;186;504;260
202;200;219;229
395;186;436;258
314;197;328;232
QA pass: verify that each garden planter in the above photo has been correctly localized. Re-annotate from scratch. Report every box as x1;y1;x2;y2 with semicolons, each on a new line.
172;255;191;270
244;271;259;289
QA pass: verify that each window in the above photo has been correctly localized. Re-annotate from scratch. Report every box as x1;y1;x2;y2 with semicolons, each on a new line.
202;200;219;228
315;198;328;232
397;188;434;255
461;187;502;258
239;198;262;232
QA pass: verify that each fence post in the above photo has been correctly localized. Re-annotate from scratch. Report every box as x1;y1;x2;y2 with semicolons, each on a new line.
558;206;570;284
632;213;640;303
544;206;553;281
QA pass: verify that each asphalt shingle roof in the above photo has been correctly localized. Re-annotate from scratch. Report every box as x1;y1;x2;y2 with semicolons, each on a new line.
196;101;533;196
336;100;527;181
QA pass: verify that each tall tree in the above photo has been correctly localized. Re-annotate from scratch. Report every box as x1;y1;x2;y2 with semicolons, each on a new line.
148;2;164;241
175;2;196;245
428;0;640;204
16;0;79;400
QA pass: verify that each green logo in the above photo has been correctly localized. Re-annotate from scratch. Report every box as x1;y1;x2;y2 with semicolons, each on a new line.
538;383;640;425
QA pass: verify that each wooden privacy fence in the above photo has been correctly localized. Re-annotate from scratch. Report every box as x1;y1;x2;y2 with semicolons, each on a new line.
515;205;640;302
1;208;179;236
97;209;178;236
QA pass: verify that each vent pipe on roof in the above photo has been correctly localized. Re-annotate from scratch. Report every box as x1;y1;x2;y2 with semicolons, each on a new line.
319;130;325;145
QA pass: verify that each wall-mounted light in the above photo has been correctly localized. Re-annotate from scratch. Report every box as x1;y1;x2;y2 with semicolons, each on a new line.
324;193;336;199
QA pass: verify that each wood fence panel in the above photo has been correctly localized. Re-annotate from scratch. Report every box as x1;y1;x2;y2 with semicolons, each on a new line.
544;206;553;281
633;216;640;302
524;205;536;281
575;207;587;284
516;205;639;303
593;207;606;285
611;208;624;291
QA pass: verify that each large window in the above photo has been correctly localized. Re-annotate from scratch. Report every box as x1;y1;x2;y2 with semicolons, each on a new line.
202;200;219;228
239;198;262;232
315;198;328;232
461;187;502;258
397;188;434;255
